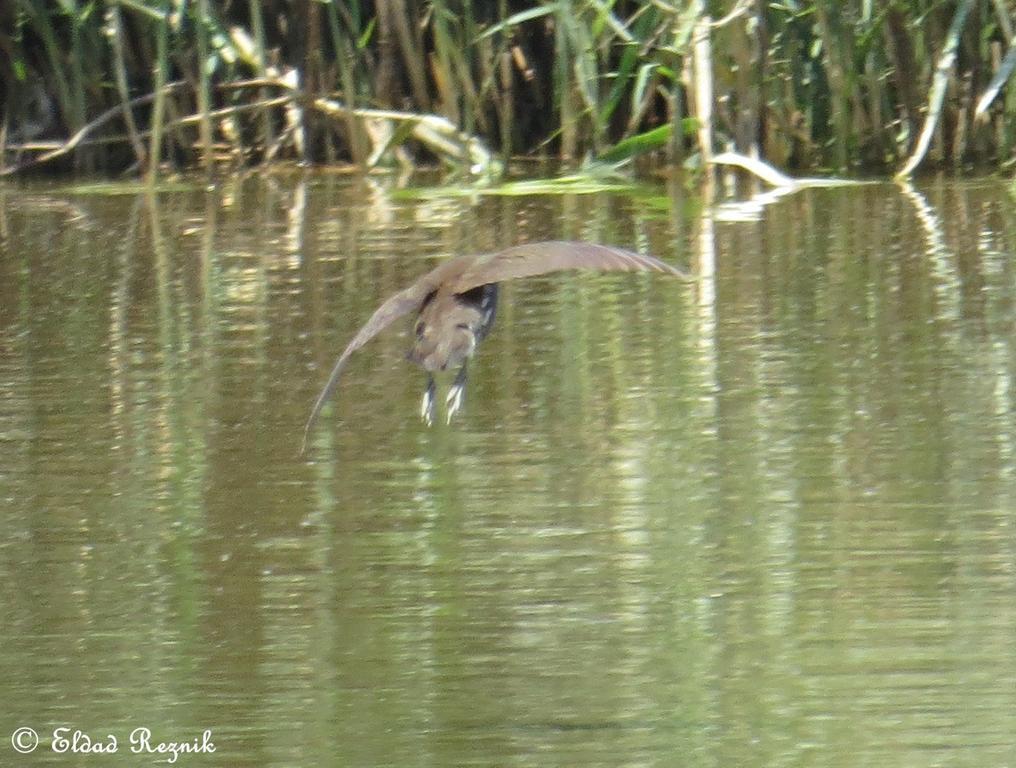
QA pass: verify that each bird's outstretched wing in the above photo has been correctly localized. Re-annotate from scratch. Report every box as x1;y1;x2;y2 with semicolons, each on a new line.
302;241;688;451
449;241;689;292
301;265;455;453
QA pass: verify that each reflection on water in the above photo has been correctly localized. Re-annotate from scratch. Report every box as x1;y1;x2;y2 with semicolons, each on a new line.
1;176;1015;766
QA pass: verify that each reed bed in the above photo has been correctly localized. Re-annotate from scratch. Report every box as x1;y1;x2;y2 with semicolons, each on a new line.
0;1;1013;178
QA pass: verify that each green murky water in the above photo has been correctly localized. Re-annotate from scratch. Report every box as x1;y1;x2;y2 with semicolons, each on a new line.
1;175;1014;766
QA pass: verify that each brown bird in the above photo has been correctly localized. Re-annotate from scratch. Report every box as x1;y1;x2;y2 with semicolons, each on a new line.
302;240;689;451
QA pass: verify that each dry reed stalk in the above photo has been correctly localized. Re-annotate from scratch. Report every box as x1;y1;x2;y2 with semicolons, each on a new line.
107;4;147;168
897;0;975;178
196;0;214;176
148;5;170;179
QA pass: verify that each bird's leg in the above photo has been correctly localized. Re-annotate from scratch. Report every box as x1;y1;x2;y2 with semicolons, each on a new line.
446;363;468;423
421;374;436;426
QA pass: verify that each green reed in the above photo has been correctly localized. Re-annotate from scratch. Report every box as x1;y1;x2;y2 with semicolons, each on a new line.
1;0;1014;177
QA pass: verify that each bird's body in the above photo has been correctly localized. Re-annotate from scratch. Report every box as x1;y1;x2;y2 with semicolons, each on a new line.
408;283;499;424
303;241;688;450
408;283;499;373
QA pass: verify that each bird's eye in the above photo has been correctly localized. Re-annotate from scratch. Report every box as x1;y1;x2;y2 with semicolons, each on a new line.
455;323;470;331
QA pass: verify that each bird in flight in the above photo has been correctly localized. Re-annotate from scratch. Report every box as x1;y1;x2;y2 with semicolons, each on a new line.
302;240;689;451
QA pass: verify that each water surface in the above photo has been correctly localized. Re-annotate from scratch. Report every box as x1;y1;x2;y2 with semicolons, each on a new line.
1;175;1014;766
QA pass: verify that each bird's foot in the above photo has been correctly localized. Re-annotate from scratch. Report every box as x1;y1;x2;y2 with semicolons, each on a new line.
446;382;464;424
421;377;436;427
